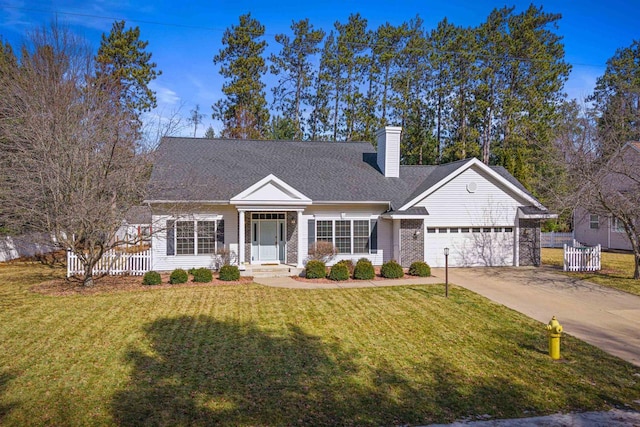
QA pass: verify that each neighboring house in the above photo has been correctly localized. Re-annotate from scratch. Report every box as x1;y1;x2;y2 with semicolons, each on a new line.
145;127;554;270
115;205;152;246
574;141;640;251
0;232;59;262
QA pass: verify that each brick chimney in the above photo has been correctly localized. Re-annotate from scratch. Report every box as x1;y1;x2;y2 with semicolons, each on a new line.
376;126;402;178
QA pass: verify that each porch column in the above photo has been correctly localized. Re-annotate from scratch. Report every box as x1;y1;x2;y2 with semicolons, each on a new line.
297;210;303;267
393;219;401;263
238;210;245;265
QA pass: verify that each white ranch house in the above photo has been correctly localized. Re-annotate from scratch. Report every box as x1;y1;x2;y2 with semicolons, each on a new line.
144;127;554;272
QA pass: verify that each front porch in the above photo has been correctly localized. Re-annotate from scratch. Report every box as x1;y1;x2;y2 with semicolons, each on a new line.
237;210;304;269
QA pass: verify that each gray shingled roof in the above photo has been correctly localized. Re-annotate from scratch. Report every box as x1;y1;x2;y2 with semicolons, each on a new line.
147;137;536;210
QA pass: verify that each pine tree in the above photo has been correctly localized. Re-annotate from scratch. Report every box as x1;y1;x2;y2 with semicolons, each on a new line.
589;40;640;156
427;18;458;162
335;13;370;141
204;125;216;139
213;13;269;139
270;19;324;140
95;20;161;121
390;16;435;164
491;7;562;186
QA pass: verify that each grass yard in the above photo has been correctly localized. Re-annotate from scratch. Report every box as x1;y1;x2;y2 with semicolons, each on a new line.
1;261;639;426
543;248;640;296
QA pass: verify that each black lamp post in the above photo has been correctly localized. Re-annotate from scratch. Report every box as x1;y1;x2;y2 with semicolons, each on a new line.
444;247;449;298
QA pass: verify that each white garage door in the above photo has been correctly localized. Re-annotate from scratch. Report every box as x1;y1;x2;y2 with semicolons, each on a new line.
424;227;515;267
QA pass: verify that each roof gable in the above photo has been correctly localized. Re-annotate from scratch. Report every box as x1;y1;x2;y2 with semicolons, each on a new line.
399;158;541;211
230;174;311;206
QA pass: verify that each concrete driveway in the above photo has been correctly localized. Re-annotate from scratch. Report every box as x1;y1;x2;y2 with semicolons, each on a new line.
431;266;640;367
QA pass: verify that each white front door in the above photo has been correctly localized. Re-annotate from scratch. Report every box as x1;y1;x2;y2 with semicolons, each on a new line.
259;220;278;261
251;213;286;263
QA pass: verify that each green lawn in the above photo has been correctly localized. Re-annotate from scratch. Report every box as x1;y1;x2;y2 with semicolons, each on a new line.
543;248;640;296
1;261;639;426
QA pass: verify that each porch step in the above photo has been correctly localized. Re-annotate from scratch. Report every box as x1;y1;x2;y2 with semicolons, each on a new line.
241;264;303;278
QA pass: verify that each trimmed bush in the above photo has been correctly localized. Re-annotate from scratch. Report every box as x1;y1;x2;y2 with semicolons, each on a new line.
169;268;189;284
336;259;354;277
218;265;240;281
353;258;375;280
305;260;326;279
192;267;213;283
188;268;197;275
142;270;162;286
328;262;349;281
381;260;404;279
408;261;431;277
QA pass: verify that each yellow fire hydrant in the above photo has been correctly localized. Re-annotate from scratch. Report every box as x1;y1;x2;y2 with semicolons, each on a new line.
546;316;563;360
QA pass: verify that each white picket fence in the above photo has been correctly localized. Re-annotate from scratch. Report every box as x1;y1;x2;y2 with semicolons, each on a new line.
67;248;151;277
563;243;601;272
541;232;574;248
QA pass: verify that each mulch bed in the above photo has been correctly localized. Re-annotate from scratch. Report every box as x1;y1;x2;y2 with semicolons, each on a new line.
31;272;253;297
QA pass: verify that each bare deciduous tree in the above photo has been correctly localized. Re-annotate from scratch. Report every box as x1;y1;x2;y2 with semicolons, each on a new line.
0;23;149;286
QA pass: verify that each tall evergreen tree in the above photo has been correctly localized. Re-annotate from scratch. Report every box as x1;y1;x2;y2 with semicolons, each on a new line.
95;20;161;122
589;40;640;156
335;13;370;141
213;13;269;139
445;25;481;162
313;31;341;140
427;18;456;162
270;19;324;140
372;23;407;126
390;16;435;164
493;5;571;190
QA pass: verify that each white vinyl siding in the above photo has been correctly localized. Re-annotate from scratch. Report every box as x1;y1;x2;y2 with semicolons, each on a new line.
151;206;237;271
300;205;388;265
415;166;528;226
413;165;524;267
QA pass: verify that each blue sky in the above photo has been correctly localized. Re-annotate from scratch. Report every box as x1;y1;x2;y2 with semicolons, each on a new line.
1;0;638;138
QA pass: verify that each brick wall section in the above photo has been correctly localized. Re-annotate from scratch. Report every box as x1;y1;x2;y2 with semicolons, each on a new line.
400;219;424;267
286;212;298;265
519;219;541;266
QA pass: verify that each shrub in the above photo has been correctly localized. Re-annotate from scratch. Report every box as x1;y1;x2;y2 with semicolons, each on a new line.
328;262;350;281
169;268;188;284
213;246;238;270
142;271;161;286
188;268;197;275
307;241;338;263
408;261;431;277
218;265;240;281
353;258;375;280
336;259;355;276
192;267;213;283
381;260;404;279
305;260;327;279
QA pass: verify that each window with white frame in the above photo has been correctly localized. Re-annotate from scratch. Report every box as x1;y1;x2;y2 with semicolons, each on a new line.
589;214;599;229
315;219;370;254
167;219;223;256
612;217;625;233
